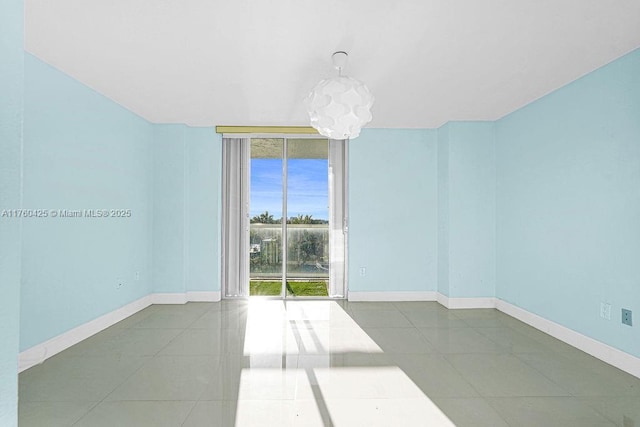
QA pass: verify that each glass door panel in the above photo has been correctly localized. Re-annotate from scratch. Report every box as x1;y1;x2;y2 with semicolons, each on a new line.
223;136;345;299
285;139;330;297
249;139;284;296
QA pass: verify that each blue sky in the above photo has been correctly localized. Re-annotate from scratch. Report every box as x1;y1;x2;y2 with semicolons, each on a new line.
250;159;328;220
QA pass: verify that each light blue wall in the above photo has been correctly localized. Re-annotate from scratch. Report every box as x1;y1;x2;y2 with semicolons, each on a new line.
437;125;450;297
18;55;222;355
186;129;222;292
0;0;23;423
348;128;438;292
152;125;186;293
153;125;221;294
444;122;496;297
20;54;154;351
496;48;640;357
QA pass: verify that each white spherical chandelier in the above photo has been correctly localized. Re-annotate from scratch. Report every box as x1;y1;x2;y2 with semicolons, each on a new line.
305;51;374;140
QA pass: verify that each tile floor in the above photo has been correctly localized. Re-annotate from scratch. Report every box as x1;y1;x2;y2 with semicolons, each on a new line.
18;300;640;426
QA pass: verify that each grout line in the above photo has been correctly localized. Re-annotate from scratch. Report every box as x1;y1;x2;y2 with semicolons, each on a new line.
68;401;102;427
179;401;199;426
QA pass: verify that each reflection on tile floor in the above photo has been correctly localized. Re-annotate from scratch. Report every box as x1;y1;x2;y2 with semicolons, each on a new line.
19;301;640;426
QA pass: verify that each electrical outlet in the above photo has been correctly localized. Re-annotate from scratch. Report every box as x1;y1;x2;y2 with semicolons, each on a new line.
600;302;611;320
622;309;633;326
134;271;140;281
359;267;366;277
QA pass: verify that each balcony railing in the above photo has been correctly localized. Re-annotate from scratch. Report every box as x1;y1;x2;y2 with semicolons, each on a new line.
249;223;329;279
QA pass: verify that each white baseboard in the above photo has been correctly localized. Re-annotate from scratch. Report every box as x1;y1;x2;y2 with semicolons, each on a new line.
151;292;221;305
348;291;437;302
496;299;640;379
347;291;640;379
19;295;153;372
346;291;495;308
18;291;221;373
437;294;497;309
187;291;221;302
151;293;187;304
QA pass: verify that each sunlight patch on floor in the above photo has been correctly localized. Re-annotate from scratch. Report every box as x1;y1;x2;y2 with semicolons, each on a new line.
237;300;455;426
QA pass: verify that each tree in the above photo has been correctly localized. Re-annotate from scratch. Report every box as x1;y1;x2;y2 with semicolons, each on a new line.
288;214;314;224
298;230;320;266
251;211;276;224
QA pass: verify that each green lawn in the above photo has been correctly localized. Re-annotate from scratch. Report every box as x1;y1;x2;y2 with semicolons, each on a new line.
250;281;328;297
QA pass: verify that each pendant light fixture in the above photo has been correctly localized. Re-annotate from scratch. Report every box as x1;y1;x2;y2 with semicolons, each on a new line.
305;51;374;140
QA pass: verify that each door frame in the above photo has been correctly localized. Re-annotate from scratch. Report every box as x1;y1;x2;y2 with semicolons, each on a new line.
221;133;348;299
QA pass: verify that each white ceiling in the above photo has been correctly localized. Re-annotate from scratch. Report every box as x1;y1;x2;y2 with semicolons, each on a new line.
25;0;640;128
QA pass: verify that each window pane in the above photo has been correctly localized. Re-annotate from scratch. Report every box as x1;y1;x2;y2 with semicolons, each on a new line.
249;139;283;296
286;139;329;297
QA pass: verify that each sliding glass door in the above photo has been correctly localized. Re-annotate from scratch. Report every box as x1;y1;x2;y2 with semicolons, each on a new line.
222;136;347;299
249;138;331;297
